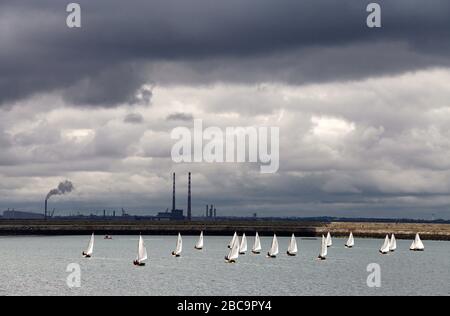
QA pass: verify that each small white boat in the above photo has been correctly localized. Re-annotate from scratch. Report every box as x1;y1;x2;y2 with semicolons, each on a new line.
195;231;204;250
379;235;390;254
345;232;355;248
326;232;333;247
225;235;240;263
318;235;327;260
287;234;298;256
133;235;148;266
267;234;279;258
172;233;183;257
389;234;397;252
239;233;247;255
252;232;262;254
410;233;425;251
82;233;94;258
228;232;237;249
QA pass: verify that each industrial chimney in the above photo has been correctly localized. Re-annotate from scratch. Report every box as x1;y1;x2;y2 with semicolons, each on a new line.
187;172;192;221
44;199;48;220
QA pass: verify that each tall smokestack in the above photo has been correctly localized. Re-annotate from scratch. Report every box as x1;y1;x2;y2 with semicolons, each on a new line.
172;172;176;211
210;205;213;218
187;172;192;221
206;205;209;217
214;208;217;218
45;199;48;219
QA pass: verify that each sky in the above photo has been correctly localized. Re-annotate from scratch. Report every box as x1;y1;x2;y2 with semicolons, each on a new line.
1;0;450;219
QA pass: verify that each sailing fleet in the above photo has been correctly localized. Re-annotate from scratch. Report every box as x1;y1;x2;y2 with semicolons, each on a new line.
82;231;426;265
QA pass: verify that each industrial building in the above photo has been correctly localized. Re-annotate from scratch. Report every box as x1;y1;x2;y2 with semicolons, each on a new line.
156;172;192;221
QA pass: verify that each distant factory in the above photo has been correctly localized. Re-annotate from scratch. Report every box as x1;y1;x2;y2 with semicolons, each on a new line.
1;172;219;221
155;172;218;221
205;204;218;219
156;172;192;221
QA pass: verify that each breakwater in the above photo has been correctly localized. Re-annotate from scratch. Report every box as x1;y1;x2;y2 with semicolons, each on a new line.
1;220;450;240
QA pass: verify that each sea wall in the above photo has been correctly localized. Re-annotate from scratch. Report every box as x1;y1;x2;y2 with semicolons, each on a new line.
1;220;450;240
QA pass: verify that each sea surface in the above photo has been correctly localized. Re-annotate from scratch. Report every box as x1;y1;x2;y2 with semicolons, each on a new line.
0;235;448;296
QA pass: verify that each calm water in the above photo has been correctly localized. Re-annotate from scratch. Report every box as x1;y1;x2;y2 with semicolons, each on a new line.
0;235;448;296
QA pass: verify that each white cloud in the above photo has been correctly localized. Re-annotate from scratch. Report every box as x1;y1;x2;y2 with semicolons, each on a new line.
1;68;450;218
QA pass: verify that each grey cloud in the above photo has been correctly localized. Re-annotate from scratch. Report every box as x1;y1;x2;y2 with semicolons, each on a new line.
124;113;144;124
166;112;194;122
1;0;450;106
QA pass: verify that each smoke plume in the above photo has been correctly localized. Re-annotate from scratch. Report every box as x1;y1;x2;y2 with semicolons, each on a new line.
46;180;75;200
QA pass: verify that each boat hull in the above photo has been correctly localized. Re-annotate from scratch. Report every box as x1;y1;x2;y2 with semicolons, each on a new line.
286;251;297;256
82;252;91;258
172;252;181;257
317;256;326;260
133;260;145;266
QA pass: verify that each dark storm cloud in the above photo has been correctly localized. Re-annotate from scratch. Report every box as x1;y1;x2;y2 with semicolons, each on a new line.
1;0;450;106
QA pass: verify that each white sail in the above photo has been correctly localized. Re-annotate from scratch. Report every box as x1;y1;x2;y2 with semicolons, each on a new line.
380;235;390;254
173;233;183;256
226;235;240;262
411;233;424;251
239;233;247;254
287;234;298;255
137;235;148;262
389;234;397;251
228;232;237;249
326;232;333;247
137;235;148;263
252;232;262;253
319;235;328;259
195;231;204;250
268;234;279;257
345;232;354;248
85;233;94;256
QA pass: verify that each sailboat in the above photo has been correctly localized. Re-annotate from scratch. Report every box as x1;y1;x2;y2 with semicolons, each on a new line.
379;235;390;254
133;235;148;266
267;234;279;258
225;235;240;263
287;234;298;256
195;231;204;250
317;235;327;260
389;234;397;252
172;233;183;257
345;232;355;248
326;232;333;247
252;232;262;254
239;233;247;255
82;233;94;258
228;232;237;249
410;233;425;251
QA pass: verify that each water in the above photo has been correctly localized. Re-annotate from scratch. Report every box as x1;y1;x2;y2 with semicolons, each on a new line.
0;235;448;296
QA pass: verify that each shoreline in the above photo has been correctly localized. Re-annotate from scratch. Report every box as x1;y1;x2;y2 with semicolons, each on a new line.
1;220;450;240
